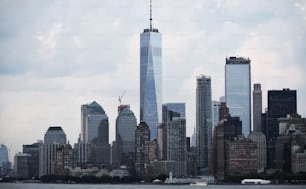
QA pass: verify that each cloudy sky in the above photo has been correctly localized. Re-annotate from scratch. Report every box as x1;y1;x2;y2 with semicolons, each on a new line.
1;0;305;160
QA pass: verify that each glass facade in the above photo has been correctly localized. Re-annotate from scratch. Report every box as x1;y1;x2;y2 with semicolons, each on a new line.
196;75;212;175
225;57;251;137
44;126;66;145
81;101;109;145
140;28;162;139
116;105;137;154
0;144;9;166
162;103;185;122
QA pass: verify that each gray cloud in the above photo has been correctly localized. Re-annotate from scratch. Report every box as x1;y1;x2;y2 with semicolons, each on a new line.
0;0;305;160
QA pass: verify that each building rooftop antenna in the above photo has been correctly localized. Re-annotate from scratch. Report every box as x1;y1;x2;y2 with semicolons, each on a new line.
150;0;152;31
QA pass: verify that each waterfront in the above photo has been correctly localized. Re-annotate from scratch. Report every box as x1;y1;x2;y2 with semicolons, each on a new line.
1;183;306;189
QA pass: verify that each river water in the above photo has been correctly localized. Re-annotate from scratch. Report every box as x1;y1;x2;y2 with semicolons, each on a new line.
0;183;305;189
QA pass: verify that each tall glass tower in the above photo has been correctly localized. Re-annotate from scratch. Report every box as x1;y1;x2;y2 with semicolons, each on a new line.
116;105;137;166
225;57;251;136
140;1;162;139
196;75;212;175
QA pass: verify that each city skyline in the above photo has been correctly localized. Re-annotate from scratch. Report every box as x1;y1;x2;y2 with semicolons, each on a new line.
0;0;306;161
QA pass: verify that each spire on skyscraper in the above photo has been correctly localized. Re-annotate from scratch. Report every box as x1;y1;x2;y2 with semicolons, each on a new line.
150;0;152;31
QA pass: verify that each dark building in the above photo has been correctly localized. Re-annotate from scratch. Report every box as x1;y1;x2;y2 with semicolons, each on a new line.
263;89;297;140
80;101;111;168
14;153;31;179
219;102;229;121
115;105;137;170
196;75;212;175
253;83;262;132
262;89;297;169
22;142;42;178
211;115;242;181
135;121;150;176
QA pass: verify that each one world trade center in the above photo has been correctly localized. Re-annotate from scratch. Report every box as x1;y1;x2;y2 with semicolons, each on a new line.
140;1;162;139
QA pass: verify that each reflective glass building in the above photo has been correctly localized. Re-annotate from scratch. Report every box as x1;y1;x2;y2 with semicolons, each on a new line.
162;103;185;123
116;105;137;166
225;57;251;136
140;18;162;139
81;101;109;144
196;75;212;175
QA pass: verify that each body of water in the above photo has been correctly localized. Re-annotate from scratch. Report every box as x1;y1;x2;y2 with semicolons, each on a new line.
1;183;306;189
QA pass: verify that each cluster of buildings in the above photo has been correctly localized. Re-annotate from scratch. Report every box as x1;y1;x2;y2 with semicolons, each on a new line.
4;2;306;181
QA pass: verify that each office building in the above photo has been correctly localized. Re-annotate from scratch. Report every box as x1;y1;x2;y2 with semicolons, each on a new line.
135;121;150;176
212;101;221;130
162;103;186;123
39;127;67;176
140;1;162;139
248;132;266;171
263;89;297;140
14;153;31;179
81;101;109;144
226;137;258;176
163;103;187;177
196;75;212;175
115;105;137;167
0;144;11;176
44;126;66;145
253;83;262;132
225;56;251;136
157;123;166;160
81;101;110;167
23;141;42;178
0;144;9;167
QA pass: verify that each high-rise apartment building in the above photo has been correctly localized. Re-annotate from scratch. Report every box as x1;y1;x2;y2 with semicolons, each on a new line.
253;83;262;132
115;105;137;167
196;75;212;175
140;2;162;139
225;56;251;136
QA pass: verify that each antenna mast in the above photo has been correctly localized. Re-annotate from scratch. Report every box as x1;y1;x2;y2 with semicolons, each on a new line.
150;0;152;31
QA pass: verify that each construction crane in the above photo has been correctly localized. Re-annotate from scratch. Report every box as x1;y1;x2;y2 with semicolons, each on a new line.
118;90;126;105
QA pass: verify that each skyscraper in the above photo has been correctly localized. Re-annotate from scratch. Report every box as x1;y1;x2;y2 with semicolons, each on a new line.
159;103;186;161
44;126;66;145
140;1;162;139
253;83;262;132
23;142;42;178
81;101;109;144
40;127;67;176
196;75;212;175
212;101;221;131
164;103;187;177
225;56;251;136
115;105;137;167
135;121;150;176
80;101;110;167
0;144;9;167
264;89;297;140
